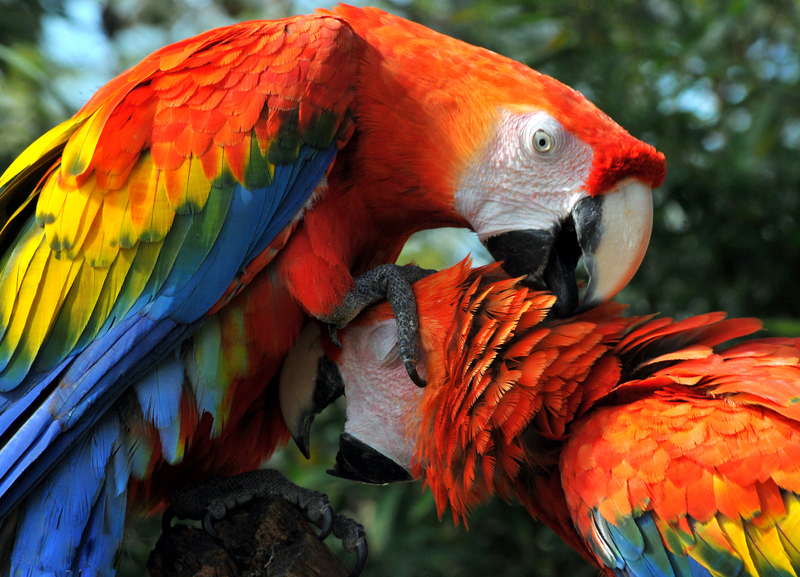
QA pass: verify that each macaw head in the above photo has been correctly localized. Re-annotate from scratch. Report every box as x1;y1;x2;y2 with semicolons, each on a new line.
278;314;423;483
278;261;627;505
452;95;664;316
334;6;667;316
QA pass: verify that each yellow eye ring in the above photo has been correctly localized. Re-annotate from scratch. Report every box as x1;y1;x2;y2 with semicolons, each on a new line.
533;129;552;152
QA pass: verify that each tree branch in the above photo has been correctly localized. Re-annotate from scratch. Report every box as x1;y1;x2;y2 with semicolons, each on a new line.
148;497;350;577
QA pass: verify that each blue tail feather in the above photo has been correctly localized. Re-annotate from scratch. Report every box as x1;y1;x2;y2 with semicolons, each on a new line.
10;413;124;576
0;313;198;521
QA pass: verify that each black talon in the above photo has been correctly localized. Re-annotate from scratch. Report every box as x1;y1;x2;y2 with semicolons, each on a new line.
333;511;369;576
349;539;369;577
318;505;334;541
328;323;342;347
161;507;175;532
202;509;218;538
405;360;426;388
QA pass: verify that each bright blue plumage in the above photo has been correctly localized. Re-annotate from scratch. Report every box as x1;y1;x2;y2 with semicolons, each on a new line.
0;139;338;575
11;413;126;576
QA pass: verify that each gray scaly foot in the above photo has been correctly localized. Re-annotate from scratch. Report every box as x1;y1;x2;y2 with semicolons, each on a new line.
163;469;368;576
321;263;435;387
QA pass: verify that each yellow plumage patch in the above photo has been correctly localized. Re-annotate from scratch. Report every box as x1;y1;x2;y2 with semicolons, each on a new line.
128;155;176;243
0;235;50;375
164;156;213;215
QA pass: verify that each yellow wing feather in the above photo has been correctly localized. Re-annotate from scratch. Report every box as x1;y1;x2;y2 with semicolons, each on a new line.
0;235;50;372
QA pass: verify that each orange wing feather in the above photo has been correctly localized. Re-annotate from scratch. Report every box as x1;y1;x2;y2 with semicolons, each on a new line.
0;14;361;388
365;263;799;575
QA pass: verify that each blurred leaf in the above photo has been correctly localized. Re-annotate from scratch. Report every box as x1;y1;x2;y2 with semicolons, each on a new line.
762;317;800;336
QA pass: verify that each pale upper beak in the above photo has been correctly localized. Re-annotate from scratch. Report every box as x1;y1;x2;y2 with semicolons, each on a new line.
575;180;653;312
278;322;344;459
484;180;653;317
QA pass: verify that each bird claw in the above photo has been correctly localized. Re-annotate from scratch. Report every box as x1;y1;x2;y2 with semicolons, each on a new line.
331;511;369;577
404;358;426;388
350;538;369;577
317;504;334;541
319;264;435;387
202;509;219;539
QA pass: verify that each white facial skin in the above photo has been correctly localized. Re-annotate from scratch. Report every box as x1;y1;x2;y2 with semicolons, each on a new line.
455;110;593;240
338;319;423;474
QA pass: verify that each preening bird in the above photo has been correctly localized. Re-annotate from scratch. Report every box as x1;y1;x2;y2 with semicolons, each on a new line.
0;5;664;575
285;260;800;577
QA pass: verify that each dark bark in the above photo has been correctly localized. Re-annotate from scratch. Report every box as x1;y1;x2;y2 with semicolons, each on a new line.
148;497;349;577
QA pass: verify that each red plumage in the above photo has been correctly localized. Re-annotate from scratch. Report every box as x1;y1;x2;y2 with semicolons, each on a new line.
335;262;800;575
0;6;667;573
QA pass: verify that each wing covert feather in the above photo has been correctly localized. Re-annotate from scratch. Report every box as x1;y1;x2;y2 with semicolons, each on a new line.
0;15;361;553
0;14;361;391
563;394;800;577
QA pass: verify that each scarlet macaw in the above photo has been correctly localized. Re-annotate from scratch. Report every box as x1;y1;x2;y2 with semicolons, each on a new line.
285;260;800;577
0;5;665;574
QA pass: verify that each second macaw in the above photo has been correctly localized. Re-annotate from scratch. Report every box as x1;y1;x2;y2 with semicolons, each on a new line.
284;260;800;577
0;5;666;575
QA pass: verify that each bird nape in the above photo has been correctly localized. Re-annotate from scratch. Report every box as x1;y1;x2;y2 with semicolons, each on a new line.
0;5;664;576
285;259;800;577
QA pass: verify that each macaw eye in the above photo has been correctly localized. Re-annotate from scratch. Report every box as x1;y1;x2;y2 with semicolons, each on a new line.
533;129;553;152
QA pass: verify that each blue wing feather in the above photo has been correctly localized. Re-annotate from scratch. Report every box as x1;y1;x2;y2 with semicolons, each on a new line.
134;352;184;430
596;512;687;577
10;413;122;575
0;141;337;575
686;556;715;577
0;313;187;520
72;481;127;577
134;352;186;464
163;181;275;322
245;146;336;264
0;357;71;434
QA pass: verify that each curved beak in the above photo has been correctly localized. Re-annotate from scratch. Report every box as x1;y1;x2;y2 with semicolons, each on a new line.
280;320;422;483
485;180;653;316
575;180;653;312
278;322;344;459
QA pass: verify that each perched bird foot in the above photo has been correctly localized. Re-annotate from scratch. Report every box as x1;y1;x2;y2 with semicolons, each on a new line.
165;469;368;575
334;512;368;577
321;263;435;387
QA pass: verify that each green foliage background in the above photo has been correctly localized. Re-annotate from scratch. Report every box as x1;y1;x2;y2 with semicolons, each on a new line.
1;0;799;575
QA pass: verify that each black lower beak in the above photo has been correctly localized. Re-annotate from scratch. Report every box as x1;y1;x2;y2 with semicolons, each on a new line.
328;433;413;484
483;183;653;319
484;228;556;289
541;220;582;317
485;224;581;318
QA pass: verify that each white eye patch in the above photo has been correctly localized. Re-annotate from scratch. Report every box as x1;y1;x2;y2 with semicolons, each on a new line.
454;108;594;240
